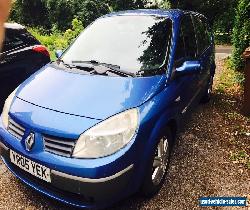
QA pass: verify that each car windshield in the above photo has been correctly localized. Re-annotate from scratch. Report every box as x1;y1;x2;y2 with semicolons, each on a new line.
62;15;172;76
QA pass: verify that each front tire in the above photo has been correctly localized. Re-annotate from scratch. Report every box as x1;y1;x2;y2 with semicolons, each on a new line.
141;128;173;197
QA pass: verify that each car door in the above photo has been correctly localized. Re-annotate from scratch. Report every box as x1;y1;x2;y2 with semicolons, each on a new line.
169;14;200;116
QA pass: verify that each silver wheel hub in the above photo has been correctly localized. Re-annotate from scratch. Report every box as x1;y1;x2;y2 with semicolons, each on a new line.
152;137;169;185
208;77;213;95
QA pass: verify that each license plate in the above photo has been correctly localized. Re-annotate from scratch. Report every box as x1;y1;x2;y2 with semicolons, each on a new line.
10;150;51;183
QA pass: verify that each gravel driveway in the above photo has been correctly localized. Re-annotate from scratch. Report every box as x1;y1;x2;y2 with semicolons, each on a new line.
0;56;249;210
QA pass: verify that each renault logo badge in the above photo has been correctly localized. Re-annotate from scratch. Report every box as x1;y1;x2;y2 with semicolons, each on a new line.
25;133;35;151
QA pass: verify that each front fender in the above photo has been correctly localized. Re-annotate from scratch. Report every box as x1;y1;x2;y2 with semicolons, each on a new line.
132;88;180;189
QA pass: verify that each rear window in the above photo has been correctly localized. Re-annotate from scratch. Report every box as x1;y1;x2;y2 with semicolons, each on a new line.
2;29;39;52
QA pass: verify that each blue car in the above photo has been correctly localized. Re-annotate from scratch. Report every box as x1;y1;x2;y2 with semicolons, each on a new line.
0;9;215;209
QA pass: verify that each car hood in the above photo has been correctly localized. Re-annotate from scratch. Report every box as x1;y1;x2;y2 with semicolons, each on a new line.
16;64;166;120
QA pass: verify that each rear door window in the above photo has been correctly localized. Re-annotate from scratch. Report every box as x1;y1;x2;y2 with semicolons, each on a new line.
193;15;210;55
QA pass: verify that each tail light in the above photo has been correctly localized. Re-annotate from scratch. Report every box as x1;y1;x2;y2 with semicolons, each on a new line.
32;45;50;57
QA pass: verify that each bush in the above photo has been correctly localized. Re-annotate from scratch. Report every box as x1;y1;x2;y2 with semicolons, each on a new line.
231;0;250;70
29;18;84;60
214;32;232;45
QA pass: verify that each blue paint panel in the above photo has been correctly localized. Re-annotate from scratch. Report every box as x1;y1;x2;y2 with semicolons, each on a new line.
16;65;166;120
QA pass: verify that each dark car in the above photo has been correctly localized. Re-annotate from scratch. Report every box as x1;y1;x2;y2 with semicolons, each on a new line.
0;23;50;109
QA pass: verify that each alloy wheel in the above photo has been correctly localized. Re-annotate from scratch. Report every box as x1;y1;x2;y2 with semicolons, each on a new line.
152;137;169;186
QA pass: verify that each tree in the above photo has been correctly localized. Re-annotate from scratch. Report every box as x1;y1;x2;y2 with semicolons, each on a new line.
147;0;171;9
106;0;147;11
11;0;110;31
231;0;250;70
169;0;236;25
11;0;49;28
45;0;76;30
75;0;110;26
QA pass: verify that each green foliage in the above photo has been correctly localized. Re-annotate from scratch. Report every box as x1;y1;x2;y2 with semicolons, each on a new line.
45;0;75;30
214;32;232;45
45;0;110;30
159;1;171;9
147;0;171;9
212;0;237;45
10;0;247;48
230;150;250;169
106;0;146;10
231;0;250;70
170;0;233;24
74;0;110;27
11;0;50;28
170;0;237;44
29;18;84;60
63;18;84;45
11;0;110;31
215;59;244;94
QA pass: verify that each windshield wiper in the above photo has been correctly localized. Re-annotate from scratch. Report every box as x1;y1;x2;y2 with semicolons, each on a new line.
72;60;135;77
57;59;96;75
135;67;165;77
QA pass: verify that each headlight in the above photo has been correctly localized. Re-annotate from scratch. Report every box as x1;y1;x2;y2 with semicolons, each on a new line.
73;108;139;158
1;89;17;129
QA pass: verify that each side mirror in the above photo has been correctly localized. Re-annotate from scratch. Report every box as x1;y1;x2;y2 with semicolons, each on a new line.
175;61;201;76
55;50;63;59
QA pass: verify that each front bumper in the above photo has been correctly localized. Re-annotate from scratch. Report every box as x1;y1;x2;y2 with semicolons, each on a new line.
0;141;134;208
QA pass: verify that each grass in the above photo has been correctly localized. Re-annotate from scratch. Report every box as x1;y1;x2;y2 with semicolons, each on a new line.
215;58;244;94
215;58;249;169
230;150;250;169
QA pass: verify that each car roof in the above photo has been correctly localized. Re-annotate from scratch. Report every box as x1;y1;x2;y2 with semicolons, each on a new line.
102;9;206;21
4;23;26;30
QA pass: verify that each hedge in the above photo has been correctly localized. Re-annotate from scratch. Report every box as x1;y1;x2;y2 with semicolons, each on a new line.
231;0;250;70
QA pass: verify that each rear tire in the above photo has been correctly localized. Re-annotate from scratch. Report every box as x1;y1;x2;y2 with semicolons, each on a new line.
141;128;173;197
200;76;213;103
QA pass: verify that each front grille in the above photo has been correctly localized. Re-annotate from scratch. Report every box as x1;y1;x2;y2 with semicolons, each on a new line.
7;118;25;140
43;135;76;157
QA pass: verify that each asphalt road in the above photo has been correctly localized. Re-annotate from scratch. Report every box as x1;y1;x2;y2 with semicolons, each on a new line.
215;45;232;59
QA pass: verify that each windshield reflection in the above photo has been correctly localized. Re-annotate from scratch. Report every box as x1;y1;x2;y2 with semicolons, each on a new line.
62;16;172;77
